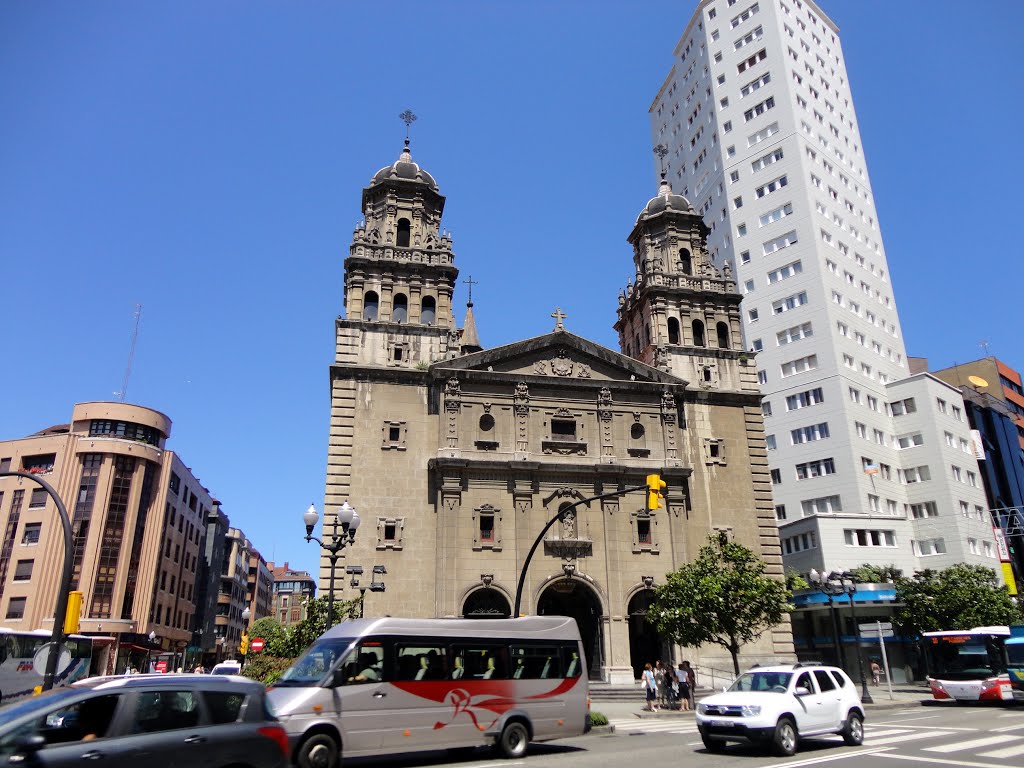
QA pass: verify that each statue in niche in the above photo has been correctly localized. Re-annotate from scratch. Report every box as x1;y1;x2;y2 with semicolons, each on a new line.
561;508;577;539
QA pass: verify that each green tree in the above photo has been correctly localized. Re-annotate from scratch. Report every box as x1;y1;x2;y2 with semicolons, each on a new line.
248;616;290;657
849;563;902;583
648;532;794;675
785;569;809;591
285;595;362;657
893;564;1023;637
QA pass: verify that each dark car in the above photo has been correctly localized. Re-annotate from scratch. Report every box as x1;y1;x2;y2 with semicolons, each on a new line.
0;674;288;768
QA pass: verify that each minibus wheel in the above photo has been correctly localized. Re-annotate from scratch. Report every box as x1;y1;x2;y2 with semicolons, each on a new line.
297;732;339;768
496;720;529;759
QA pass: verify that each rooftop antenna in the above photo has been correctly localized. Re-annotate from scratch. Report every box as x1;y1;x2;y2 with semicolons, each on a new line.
979;339;991;356
116;304;142;403
463;274;478;306
653;144;669;177
399;109;417;146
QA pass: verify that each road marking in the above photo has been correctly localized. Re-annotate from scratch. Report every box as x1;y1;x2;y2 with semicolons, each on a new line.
876;714;939;722
878;753;1009;768
993;722;1024;732
870;723;979;732
979;742;1024;759
766;747;892;768
923;735;1019;752
867;730;957;746
865;729;918;738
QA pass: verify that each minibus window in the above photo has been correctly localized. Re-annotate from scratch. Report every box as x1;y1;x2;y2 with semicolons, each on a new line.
451;645;508;680
344;642;385;684
396;645;447;681
509;645;561;679
275;638;355;686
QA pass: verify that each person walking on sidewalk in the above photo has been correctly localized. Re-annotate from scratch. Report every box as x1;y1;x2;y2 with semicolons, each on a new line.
675;666;691;710
642;663;658;712
680;661;696;709
654;660;667;708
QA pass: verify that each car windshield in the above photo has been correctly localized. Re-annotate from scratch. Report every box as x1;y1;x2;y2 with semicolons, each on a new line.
0;688;81;726
274;638;355;686
728;671;793;692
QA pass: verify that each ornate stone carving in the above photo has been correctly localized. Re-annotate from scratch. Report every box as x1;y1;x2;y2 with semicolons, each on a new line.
655;345;670;371
576;362;592;378
550;349;574;377
534;360;549;375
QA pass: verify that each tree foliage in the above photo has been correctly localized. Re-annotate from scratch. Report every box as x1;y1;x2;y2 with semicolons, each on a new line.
284;595;363;657
849;563;902;583
241;655;294;685
248;617;290;657
893;564;1023;637
648;533;793;675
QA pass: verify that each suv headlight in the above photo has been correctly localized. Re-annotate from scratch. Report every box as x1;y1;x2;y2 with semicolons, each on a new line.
696;703;709;715
740;705;761;717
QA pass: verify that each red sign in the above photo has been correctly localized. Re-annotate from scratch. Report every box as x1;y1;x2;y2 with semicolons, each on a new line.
250;637;265;653
155;660;168;672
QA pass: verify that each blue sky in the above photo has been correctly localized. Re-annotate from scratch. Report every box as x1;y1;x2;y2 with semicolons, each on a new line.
1;1;1020;579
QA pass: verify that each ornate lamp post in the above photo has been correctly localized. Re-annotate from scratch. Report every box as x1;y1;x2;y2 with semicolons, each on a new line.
304;502;360;628
809;568;847;671
146;630;157;673
240;607;251;668
837;571;874;704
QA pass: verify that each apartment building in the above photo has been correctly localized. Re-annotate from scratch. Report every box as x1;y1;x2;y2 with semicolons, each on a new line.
0;402;215;674
268;561;316;628
648;0;997;581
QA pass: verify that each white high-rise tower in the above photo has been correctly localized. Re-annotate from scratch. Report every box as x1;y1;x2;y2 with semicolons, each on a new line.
649;0;992;577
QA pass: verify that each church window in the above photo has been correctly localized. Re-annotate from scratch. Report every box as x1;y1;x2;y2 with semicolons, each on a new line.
692;319;706;346
716;321;731;349
637;518;651;544
382;421;407;451
376;517;404;550
472;505;501;551
705;438;727;465
479;512;494;542
668;318;680;345
421;296;436;325
363;291;379;321
392;293;408;323
396;218;411;247
679;248;692;274
479;414;495;432
630;423;645;441
645;324;651;346
631;510;658;553
551;418;577;439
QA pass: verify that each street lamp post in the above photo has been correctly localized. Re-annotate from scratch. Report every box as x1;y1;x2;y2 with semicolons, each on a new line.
347;565;387;618
146;631;157;673
837;571;874;704
809;569;847;671
240;607;251;669
303;502;361;629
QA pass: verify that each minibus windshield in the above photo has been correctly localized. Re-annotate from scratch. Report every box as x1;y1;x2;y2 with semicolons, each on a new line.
274;638;355;686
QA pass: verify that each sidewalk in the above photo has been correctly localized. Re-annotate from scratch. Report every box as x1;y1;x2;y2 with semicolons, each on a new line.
591;685;931;721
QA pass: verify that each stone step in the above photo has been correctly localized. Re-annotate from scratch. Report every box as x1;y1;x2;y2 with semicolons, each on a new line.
589;683;712;702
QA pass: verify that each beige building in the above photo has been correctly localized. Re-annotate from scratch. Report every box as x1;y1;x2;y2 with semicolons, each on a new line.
0;402;213;674
317;142;793;682
268;561;316;628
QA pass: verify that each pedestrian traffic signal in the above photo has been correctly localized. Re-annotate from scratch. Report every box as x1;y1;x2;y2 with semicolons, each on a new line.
64;591;82;634
646;474;667;511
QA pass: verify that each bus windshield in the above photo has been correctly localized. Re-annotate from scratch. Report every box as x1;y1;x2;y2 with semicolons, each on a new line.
274;638;355;687
926;634;1007;681
1007;640;1024;668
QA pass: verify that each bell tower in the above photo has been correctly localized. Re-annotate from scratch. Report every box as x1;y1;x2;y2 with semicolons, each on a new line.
614;169;755;393
338;133;460;368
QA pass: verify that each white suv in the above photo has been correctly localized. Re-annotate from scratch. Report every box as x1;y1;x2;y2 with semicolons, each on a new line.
695;664;864;756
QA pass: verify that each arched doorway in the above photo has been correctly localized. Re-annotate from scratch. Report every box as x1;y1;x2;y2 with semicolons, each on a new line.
628;589;662;680
461;588;511;619
537;578;603;680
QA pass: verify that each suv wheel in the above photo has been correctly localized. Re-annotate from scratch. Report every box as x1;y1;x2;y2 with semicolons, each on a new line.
841;712;864;746
772;717;798;757
297;733;339;768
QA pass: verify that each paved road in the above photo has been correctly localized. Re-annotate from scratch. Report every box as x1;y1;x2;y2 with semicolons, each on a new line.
340;703;1024;768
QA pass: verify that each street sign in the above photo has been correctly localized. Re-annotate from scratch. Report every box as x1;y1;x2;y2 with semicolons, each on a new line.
859;622;892;632
250;637;265;653
860;628;894;639
155;660;168;673
31;643;72;676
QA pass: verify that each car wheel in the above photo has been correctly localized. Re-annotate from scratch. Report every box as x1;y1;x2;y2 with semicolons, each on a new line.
841;711;864;746
496;720;529;759
772;717;798;757
701;734;726;752
297;733;340;768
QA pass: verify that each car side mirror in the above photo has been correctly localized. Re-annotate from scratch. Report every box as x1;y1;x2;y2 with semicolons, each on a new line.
794;686;812;697
16;734;47;754
330;668;346;688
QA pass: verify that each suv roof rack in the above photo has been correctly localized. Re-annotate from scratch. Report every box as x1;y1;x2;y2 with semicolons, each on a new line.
791;661;824;669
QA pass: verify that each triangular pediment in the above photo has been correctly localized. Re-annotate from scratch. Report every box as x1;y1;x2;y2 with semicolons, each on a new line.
434;330;685;386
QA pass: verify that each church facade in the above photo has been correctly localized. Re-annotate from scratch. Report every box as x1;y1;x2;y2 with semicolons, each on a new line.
319;139;794;682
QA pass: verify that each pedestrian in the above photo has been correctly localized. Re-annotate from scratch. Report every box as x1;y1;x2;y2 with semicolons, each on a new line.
654;660;667;707
676;664;691;710
665;667;680;709
680;660;696;708
870;659;881;685
642;663;658;712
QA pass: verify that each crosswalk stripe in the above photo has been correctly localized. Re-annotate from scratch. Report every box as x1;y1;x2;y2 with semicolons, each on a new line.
924;735;1019;753
866;729;917;738
979;742;1024;759
867;730;956;746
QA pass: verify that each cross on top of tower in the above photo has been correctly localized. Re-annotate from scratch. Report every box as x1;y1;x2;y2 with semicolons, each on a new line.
551;307;567;331
399;109;418;147
463;275;479;306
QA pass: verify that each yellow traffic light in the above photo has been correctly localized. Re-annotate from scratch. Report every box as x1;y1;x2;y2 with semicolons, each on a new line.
64;591;83;634
240;632;249;655
646;474;667;510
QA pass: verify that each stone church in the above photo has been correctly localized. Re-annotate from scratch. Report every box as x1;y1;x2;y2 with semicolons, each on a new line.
318;138;794;683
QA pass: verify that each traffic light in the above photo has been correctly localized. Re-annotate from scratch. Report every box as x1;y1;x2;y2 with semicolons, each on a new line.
240;632;249;655
646;474;667;511
64;591;83;634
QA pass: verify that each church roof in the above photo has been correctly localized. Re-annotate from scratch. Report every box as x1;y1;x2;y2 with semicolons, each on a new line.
460;302;482;354
636;174;695;222
370;141;438;191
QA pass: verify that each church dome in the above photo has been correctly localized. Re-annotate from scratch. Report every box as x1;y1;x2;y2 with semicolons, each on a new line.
636;175;695;221
370;141;438;191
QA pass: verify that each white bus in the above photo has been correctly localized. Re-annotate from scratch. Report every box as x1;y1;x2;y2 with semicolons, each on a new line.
267;616;589;767
0;629;93;704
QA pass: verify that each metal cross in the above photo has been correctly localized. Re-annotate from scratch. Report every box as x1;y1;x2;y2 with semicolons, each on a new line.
463;275;479;304
551;307;567;331
654;144;669;175
399;110;418;141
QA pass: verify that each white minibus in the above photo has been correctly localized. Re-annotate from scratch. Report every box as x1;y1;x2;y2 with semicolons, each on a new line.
267;616;589;767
